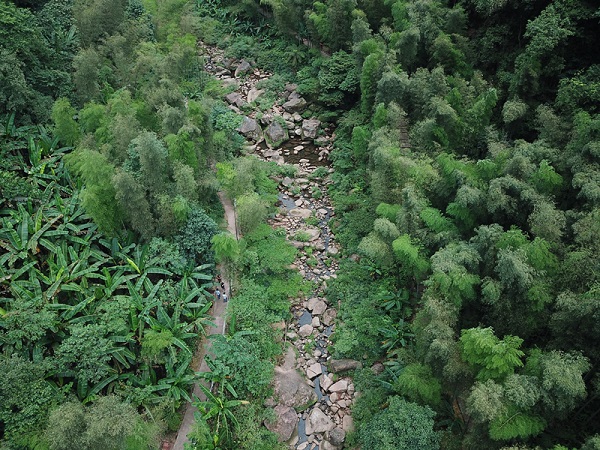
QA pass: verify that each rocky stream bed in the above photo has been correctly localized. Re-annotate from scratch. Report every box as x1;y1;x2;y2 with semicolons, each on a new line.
201;44;359;449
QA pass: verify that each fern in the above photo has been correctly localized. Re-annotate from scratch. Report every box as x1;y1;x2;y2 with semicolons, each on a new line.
489;406;546;440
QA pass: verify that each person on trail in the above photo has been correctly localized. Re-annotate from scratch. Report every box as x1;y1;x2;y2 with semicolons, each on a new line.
215;289;221;301
220;281;225;290
223;293;228;303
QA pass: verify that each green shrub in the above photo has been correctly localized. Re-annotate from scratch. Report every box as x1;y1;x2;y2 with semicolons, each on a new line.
293;231;312;242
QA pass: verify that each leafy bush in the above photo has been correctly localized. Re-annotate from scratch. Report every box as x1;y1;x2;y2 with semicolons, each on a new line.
359;397;440;450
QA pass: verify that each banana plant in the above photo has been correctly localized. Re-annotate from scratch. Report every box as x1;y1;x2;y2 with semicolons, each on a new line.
192;373;249;449
154;355;197;409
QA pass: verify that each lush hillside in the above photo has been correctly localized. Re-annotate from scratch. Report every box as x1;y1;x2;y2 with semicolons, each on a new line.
216;0;600;448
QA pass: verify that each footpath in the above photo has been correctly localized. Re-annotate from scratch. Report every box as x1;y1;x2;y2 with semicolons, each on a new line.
171;192;236;450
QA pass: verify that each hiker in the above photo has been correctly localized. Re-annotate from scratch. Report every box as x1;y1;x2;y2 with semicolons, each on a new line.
223;293;228;303
215;289;221;300
220;281;225;289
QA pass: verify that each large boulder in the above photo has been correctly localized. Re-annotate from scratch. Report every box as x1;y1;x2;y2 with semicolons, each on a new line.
329;359;363;373
288;208;313;219
283;96;307;113
326;428;346;447
302;119;321;139
237;116;263;142
297;226;321;242
264;405;298;442
273;365;317;410
225;92;246;109
234;59;252;77
305;408;335;435
265;120;289;148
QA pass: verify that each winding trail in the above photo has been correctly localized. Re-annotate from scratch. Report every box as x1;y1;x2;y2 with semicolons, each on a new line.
171;192;237;450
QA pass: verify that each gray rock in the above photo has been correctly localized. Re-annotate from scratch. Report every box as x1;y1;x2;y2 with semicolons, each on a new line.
288;208;312;219
297;226;321;241
326;428;346;447
305;408;335;435
302;119;321;139
247;87;265;103
237;116;263;142
328;379;348;393
329;359;363;373
306;362;322;379
307;297;327;315
342;415;355;433
298;324;314;337
234;59;252;77
265;120;289;148
371;362;385;375
263;149;281;159
264;405;298;442
321;441;340;450
225;92;241;105
314;136;329;146
320;373;333;392
283;96;307;113
273;351;317;409
321;308;337;326
285;82;298;92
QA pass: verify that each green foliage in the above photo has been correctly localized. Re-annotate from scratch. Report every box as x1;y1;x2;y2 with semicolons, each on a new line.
460;327;524;381
0;355;63;443
51;98;81;146
394;363;442;407
176;207;219;265
392;234;430;280
46;396;140;450
488;406;546;441
65;148;123;235
360;51;385;115
236;192;269;235
359;396;440;450
210;332;274;398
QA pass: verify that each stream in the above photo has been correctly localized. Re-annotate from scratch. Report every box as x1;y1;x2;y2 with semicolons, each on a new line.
201;43;355;450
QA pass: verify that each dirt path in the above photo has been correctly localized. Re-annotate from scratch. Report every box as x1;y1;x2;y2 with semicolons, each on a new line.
171;192;237;450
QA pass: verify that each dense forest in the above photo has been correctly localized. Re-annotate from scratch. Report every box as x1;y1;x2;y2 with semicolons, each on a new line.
1;0;599;449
